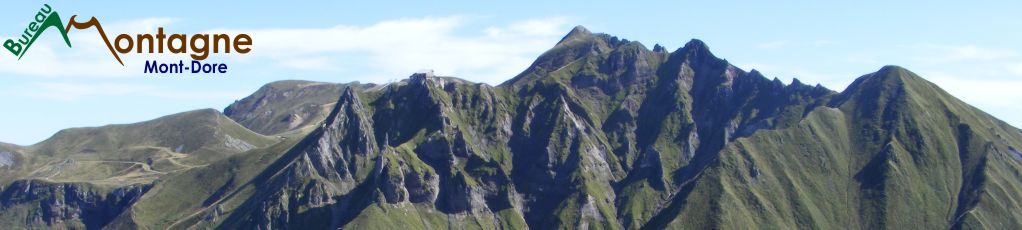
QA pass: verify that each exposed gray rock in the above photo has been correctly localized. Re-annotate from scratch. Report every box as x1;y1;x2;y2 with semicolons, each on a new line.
223;135;256;151
404;166;439;203
0;151;14;167
380;160;408;203
0;180;150;229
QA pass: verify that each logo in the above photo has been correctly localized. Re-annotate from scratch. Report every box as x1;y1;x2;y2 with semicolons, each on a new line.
3;4;71;60
3;4;251;74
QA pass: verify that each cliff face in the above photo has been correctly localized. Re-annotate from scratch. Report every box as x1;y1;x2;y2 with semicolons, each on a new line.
0;180;149;229
2;26;1021;230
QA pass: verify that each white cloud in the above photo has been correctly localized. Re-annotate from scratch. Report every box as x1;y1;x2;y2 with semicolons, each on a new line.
929;75;1022;107
207;16;574;84
17;82;247;102
924;71;1022;126
147;89;249;101
944;45;1016;61
18;82;152;101
0;15;576;112
3;15;576;102
278;56;338;71
909;44;1017;63
1006;62;1022;76
485;17;570;37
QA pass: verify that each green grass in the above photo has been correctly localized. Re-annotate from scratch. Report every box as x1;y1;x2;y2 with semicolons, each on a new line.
3;28;1022;230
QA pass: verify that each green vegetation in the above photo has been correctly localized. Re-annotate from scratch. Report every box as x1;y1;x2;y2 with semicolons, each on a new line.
1;27;1021;230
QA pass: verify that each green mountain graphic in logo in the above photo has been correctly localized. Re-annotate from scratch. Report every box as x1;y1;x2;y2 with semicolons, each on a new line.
3;4;72;59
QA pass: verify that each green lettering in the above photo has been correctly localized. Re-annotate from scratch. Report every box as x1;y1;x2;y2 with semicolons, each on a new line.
16;11;72;60
3;39;22;56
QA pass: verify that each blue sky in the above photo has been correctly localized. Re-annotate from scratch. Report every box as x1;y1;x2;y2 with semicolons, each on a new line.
1;1;1020;145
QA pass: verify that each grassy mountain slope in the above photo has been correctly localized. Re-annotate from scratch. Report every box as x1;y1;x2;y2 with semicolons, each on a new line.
0;109;280;228
224;80;373;135
1;26;1020;230
656;66;1022;229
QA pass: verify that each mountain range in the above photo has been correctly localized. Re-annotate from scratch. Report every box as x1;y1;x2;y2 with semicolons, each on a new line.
1;26;1021;229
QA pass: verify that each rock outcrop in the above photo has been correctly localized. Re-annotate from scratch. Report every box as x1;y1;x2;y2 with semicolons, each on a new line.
2;26;1021;230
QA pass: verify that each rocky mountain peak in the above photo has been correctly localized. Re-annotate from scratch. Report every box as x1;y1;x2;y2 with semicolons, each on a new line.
832;65;922;106
652;43;668;53
410;69;435;81
3;26;1022;230
676;38;718;63
555;25;594;45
